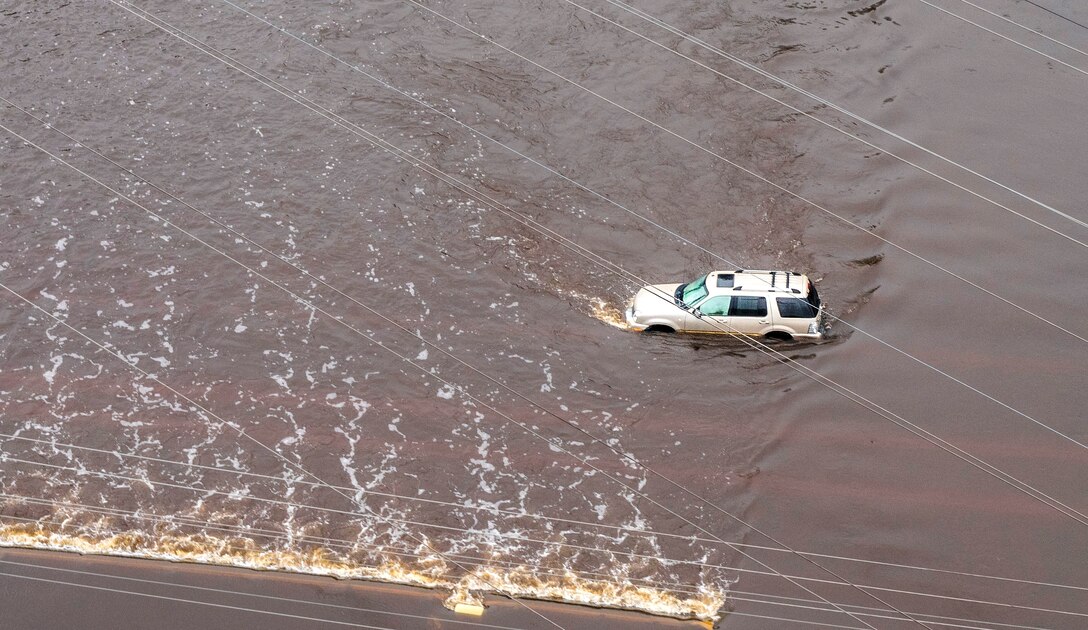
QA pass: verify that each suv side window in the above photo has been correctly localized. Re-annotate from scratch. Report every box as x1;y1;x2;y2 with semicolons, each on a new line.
697;296;731;317
776;297;818;318
729;296;767;318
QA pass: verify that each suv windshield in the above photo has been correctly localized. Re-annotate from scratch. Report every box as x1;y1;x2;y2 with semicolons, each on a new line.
675;274;710;306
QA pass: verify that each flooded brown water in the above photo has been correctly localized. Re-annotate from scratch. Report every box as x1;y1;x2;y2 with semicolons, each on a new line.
1;0;1086;628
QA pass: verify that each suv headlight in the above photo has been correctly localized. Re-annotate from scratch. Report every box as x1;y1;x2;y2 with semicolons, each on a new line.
807;322;819;334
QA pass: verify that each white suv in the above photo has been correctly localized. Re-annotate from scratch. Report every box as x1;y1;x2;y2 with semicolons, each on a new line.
624;270;824;341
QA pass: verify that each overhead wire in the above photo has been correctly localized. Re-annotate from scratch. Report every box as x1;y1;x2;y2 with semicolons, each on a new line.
726;592;1049;630
5;468;1082;623
712;612;868;630
0;138;567;630
4;2;1079;626
914;0;1088;77
594;0;1088;235
0;555;868;630
0;32;1003;630
0;11;1066;618
0;552;1014;630
1;81;891;630
0;7;1079;630
1019;0;1088;31
22;6;922;628
137;0;1088;573
109;0;1088;533
0;530;530;630
206;0;1088;453
0;502;725;619
10;2;1086;622
3;430;1083;599
0;563;403;630
0;105;1061;630
0;135;578;630
396;0;1088;344
728;588;1061;630
22;494;1017;630
0;111;874;627
0;489;728;601
950;0;1088;56
0;271;570;629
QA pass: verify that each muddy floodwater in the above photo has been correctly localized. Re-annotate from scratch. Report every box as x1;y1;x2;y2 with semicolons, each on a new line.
1;0;1086;628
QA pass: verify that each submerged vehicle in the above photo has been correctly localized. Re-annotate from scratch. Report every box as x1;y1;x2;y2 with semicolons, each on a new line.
625;269;824;341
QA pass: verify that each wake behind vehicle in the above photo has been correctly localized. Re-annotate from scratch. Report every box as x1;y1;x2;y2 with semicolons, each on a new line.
625;269;824;341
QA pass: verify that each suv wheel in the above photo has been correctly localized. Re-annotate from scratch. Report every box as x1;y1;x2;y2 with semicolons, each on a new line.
763;331;793;342
645;325;675;334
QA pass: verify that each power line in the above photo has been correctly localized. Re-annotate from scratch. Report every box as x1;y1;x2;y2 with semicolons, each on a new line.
0;454;829;612
395;0;1088;344
591;0;1088;240
0;539;529;630
0;556;862;630
10;4;1082;626
8;498;1044;630
0;143;566;630
101;1;1086;533
0;110;820;624
4;7;1084;587
0;492;722;600
122;0;1084;533
728;593;1049;630
4;430;1085;600
728;589;1060;630
715;612;868;630
13;4;1085;623
0;276;567;628
481;0;1088;447
347;0;1088;523
1020;0;1088;31
0;92;885;630
915;0;1088;77
952;0;1088;55
5;480;1083;622
2;5;1080;629
0;563;402;629
26;5;930;627
202;0;1088;453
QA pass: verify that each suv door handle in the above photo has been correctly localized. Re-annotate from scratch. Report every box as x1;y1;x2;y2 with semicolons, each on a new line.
759;320;769;324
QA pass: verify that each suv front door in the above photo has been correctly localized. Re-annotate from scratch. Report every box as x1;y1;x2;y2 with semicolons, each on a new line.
684;296;732;333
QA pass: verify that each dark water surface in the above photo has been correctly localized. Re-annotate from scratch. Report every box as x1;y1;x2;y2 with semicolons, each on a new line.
1;0;1086;628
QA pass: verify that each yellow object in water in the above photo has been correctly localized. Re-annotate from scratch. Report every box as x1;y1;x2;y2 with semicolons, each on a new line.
453;603;485;616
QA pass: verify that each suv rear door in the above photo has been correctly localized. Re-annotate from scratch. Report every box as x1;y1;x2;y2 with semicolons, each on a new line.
727;295;769;335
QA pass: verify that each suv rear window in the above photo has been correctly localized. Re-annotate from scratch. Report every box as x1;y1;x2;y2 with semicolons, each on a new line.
777;297;818;319
729;296;767;318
